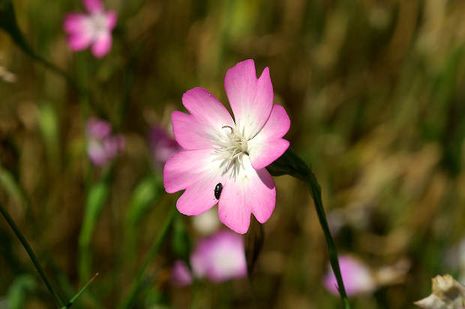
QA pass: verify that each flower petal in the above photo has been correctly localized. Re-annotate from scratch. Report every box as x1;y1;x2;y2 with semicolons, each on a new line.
67;32;93;51
191;231;247;282
163;149;216;193
91;32;112;58
248;104;290;169
176;174;219;216
106;10;117;30
250;168;277;223
84;0;103;13
224;59;274;139
182;87;234;131
218;157;276;233
171;111;220;150
64;13;88;33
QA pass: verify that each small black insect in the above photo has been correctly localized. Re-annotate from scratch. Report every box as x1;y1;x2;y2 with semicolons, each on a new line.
214;183;223;199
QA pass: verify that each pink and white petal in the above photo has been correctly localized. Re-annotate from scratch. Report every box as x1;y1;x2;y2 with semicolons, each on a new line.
182;87;234;130
88;140;108;166
171;261;193;286
171;111;217;150
106;10;118;30
248;104;291;169
259;104;291;139
84;0;103;13
67;32;93;51
224;59;274;139
163;149;215;193
64;13;88;33
248;138;289;170
206;231;247;281
218;184;251;234
249;168;276;223
218;158;276;233
176;175;219;216
91;32;112;58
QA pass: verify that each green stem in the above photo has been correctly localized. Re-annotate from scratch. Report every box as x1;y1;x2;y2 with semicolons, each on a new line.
303;170;350;308
0;203;65;307
63;272;99;308
119;207;176;309
268;150;350;308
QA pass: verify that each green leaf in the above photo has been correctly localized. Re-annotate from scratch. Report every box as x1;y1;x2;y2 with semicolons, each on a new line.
171;214;191;265
38;103;60;168
0;163;27;211
126;175;162;226
7;274;37;309
79;180;110;282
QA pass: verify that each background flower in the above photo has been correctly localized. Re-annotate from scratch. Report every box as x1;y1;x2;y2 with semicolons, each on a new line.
324;255;375;296
64;0;117;58
86;118;124;166
172;230;247;284
149;125;180;168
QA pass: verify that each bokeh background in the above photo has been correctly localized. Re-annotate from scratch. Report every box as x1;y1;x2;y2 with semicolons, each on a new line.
2;0;465;308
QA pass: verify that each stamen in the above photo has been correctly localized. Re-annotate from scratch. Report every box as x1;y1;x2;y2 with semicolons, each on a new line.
214;124;250;179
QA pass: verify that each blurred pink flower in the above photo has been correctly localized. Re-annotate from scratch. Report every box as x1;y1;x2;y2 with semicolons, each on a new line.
324;255;375;296
171;230;247;284
163;59;290;234
171;260;193;286
64;0;117;58
149;125;180;168
87;118;124;166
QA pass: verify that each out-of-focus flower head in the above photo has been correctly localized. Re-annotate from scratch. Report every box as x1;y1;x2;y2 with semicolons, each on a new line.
171;260;193;287
415;274;465;309
64;0;117;58
86;117;124;166
149;125;180;168
171;230;247;284
163;59;290;234
324;255;376;296
192;208;220;235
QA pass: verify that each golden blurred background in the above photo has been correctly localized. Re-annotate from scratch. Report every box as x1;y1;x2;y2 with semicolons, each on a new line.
2;0;465;308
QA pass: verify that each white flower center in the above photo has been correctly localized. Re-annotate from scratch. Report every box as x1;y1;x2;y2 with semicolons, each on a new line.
88;12;108;38
213;126;250;178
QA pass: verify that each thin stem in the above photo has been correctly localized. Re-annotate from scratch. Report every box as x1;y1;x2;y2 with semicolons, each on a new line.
268;149;350;308
303;170;350;309
119;207;176;309
64;272;99;308
0;203;65;307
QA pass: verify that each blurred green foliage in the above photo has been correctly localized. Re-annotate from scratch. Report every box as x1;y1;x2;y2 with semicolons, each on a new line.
1;0;465;308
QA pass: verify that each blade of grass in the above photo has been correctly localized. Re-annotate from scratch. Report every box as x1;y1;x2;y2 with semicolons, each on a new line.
63;273;99;308
0;202;65;307
78;178;110;283
119;207;176;309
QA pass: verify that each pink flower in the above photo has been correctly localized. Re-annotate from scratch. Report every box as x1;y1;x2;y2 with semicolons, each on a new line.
87;118;124;166
324;255;375;296
171;230;247;284
163;59;290;234
149;125;180;168
171;260;193;286
64;0;117;58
